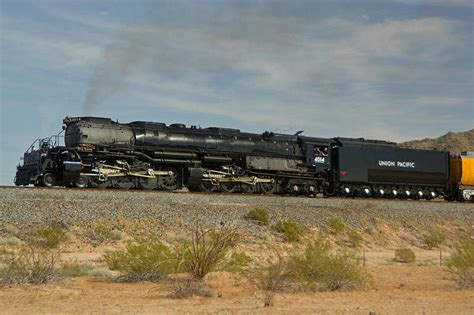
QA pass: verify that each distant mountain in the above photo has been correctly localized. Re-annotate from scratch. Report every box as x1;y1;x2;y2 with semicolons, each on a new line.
399;129;474;154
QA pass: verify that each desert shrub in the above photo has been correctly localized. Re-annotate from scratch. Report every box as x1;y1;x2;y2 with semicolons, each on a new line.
287;240;368;291
60;262;95;277
3;224;19;236
394;247;416;263
0;237;23;246
274;220;306;242
253;254;290;307
85;222;122;244
168;279;214;299
346;230;363;248
177;227;239;279
422;229;446;249
27;226;68;249
109;229;123;241
104;236;176;282
328;218;345;233
221;251;251;273
447;241;474;288
245;208;269;225
0;247;59;285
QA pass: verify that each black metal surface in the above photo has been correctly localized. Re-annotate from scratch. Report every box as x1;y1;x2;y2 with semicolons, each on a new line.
335;145;449;186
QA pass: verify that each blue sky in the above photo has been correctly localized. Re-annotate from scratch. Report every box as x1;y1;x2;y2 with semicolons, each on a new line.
1;0;473;185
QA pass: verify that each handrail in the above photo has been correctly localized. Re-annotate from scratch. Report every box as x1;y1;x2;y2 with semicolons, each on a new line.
24;129;65;153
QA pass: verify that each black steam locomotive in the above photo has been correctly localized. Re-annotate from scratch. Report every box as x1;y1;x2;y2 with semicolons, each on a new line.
14;116;453;200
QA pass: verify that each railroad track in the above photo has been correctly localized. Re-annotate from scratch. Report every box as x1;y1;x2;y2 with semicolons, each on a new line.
0;185;448;203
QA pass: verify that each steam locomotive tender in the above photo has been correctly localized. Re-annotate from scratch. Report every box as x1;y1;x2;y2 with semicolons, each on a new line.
15;116;456;200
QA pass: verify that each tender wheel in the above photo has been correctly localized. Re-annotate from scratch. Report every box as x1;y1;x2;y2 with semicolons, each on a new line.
241;183;257;194
113;177;134;189
74;176;88;188
200;181;218;192
157;168;181;190
220;182;237;193
42;173;56;187
137;177;157;190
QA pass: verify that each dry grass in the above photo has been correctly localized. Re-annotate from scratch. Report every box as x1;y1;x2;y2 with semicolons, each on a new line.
0;247;59;285
394;248;416;263
168;279;214;299
27;226;68;250
245;208;269;225
252;253;289;307
447;241;474;288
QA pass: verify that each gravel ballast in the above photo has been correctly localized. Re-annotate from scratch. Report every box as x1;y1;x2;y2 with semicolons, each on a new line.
0;188;472;233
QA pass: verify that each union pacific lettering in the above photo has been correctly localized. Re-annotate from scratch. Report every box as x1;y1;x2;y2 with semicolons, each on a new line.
378;160;415;168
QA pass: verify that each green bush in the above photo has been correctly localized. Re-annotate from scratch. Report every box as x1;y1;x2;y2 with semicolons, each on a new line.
60;262;95;277
0;247;59;285
274;220;306;242
221;251;251;273
177;227;239;279
394;247;416;263
104;236;177;282
287;240;368;291
447;241;474;288
328;218;345;233
245;208;269;225
27;226;68;249
422;229;446;249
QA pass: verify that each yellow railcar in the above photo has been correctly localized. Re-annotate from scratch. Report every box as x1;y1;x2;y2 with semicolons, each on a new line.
450;152;474;201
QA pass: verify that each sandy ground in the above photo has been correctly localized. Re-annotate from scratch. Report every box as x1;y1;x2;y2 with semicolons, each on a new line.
1;188;473;314
1;247;473;315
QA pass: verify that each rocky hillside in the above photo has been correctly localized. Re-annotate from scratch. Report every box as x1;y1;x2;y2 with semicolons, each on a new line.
400;129;474;154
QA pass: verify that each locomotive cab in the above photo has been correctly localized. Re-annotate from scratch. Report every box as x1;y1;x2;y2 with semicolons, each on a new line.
14;132;82;187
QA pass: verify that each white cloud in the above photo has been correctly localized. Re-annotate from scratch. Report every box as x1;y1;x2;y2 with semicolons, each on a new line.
1;28;101;70
392;0;473;7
